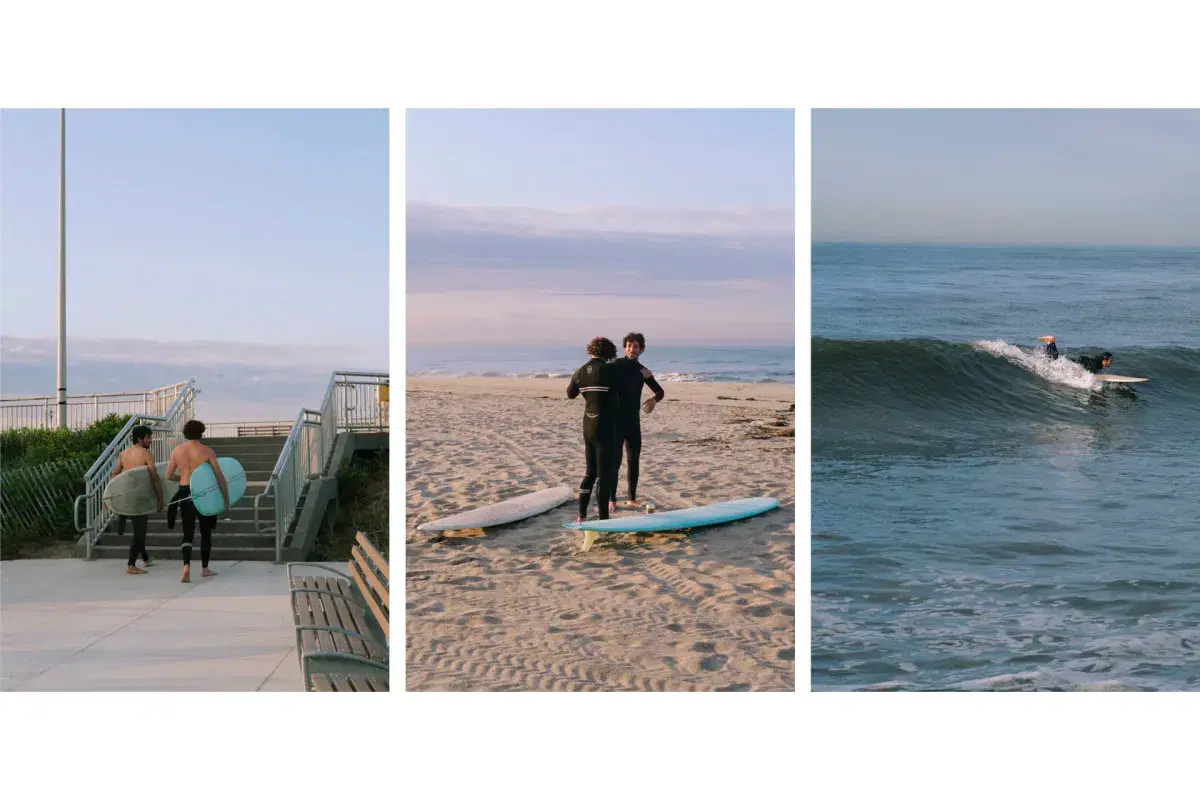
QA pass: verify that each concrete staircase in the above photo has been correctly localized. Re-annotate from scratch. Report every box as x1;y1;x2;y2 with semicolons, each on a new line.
89;435;287;562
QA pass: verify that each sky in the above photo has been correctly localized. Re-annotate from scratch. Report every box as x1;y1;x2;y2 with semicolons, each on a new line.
813;109;1200;246
406;109;795;345
0;109;388;411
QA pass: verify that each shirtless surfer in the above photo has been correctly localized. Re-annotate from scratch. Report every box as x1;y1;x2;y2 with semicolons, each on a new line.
110;424;161;574
166;420;229;583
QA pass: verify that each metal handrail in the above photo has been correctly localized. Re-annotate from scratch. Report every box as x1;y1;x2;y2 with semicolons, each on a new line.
1;380;192;431
75;379;197;558
260;370;388;562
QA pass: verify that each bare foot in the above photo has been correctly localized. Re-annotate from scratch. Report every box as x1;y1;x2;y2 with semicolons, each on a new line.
201;567;217;578
142;557;154;567
608;501;616;514
126;565;147;575
622;500;641;508
575;516;585;524
181;567;191;583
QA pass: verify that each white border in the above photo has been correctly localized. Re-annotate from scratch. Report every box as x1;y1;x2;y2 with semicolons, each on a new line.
3;0;1199;797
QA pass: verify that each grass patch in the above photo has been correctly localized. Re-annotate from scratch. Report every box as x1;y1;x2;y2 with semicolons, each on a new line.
309;449;389;562
1;415;134;560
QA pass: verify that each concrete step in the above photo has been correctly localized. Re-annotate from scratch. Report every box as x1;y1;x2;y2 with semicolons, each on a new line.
108;504;272;522
107;496;274;515
105;518;266;534
98;532;278;548
90;545;279;561
212;454;280;469
205;437;289;452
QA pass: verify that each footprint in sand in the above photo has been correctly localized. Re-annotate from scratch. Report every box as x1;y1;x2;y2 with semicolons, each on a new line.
558;612;579;620
482;615;502;624
666;623;685;633
691;642;716;653
716;683;751;691
446;576;484;585
746;604;774;618
777;647;795;662
699;654;728;671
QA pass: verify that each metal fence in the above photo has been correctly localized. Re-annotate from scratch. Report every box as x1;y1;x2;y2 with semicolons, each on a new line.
74;380;197;558
0;457;90;535
256;371;389;561
0;381;191;431
202;421;294;439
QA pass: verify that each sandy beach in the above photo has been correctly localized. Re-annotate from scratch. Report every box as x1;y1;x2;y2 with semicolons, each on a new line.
406;377;795;691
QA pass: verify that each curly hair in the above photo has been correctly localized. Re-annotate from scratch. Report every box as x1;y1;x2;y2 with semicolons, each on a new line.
182;420;206;440
622;332;646;351
586;336;617;360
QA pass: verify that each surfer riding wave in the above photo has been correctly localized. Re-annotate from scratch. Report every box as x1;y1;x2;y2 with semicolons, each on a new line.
1039;335;1112;373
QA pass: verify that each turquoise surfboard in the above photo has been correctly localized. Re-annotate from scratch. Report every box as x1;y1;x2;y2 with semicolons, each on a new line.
564;495;779;531
189;457;247;516
563;496;780;552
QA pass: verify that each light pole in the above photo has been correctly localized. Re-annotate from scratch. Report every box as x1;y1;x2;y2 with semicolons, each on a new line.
57;108;67;429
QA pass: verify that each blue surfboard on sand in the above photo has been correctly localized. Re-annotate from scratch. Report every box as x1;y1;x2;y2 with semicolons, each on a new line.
189;457;247;516
563;496;780;552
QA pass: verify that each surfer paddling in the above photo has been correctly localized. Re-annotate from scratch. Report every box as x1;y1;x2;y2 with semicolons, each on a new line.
166;420;229;583
567;336;619;522
1039;335;1113;373
110;425;161;574
608;332;665;513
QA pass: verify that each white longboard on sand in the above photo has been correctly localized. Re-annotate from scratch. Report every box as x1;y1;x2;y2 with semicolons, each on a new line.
1098;374;1148;383
416;486;574;532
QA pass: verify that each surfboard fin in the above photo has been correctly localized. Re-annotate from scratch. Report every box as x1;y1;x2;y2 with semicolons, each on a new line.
579;531;598;554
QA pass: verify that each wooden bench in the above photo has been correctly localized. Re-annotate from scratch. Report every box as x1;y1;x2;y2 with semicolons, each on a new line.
286;532;390;692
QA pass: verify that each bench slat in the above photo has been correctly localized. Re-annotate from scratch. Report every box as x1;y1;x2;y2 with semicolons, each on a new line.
330;674;357;692
355;533;389;581
351;552;390;641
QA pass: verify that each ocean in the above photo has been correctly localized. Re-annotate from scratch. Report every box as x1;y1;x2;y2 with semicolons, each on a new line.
812;243;1200;691
407;344;795;384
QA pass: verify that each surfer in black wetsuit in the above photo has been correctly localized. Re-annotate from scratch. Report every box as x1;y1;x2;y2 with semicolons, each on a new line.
566;336;619;521
608;332;665;512
1039;336;1113;373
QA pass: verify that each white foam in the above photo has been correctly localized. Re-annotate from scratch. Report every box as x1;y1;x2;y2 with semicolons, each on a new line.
655;372;710;383
971;339;1102;391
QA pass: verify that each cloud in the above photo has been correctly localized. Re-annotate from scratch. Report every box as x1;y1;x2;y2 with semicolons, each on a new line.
405;205;796;323
406;284;794;345
408;202;794;236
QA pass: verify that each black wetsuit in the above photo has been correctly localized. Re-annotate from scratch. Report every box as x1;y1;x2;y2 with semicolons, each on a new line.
121;514;150;567
566;357;618;519
172;485;218;568
609;357;665;503
1045;341;1107;373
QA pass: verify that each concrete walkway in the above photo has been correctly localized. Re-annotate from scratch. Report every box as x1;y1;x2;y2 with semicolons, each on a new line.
1;558;344;691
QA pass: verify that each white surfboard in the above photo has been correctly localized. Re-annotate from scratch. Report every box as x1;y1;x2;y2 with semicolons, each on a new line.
416;486;574;532
103;462;177;516
1098;374;1148;383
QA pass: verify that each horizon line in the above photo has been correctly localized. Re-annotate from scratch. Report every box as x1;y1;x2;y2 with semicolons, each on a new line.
812;239;1200;249
407;340;796;348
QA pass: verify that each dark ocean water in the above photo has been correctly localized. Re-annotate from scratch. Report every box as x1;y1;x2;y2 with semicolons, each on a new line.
812;243;1200;691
